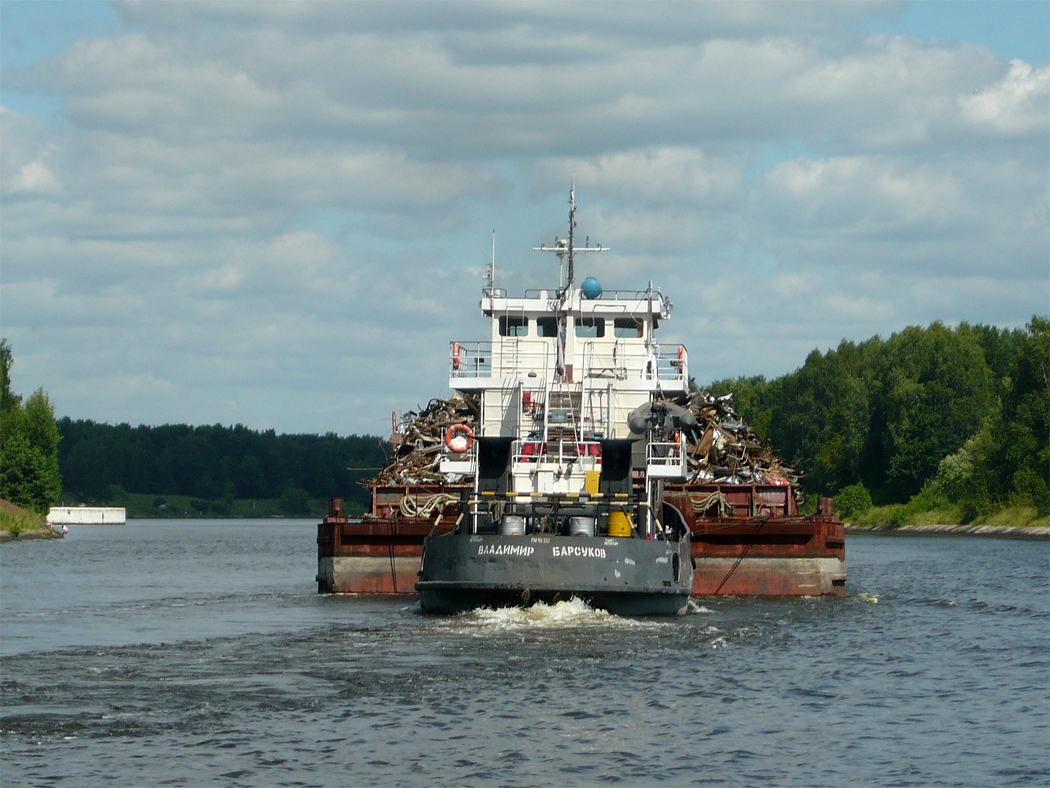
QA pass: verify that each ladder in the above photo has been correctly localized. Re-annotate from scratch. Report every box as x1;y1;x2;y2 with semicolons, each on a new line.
543;381;583;461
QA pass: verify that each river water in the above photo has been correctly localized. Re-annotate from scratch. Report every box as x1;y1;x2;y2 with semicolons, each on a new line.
1;520;1046;787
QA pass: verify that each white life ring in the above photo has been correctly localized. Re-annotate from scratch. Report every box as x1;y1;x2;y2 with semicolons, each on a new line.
444;423;475;454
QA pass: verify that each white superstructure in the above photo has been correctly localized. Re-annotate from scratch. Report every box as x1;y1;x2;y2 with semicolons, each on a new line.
440;188;691;525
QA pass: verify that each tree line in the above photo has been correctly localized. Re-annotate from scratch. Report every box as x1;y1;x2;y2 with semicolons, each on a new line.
1;340;62;513
705;316;1049;520
56;419;390;511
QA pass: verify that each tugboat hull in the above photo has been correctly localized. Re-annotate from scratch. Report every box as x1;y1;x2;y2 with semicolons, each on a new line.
416;533;693;616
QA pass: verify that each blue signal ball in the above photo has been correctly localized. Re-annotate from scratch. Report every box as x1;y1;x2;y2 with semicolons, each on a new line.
581;276;603;299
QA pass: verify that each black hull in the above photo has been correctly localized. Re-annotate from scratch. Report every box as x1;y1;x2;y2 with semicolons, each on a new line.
416;532;694;616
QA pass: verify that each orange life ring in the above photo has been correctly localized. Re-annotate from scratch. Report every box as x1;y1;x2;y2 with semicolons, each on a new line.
444;423;474;453
453;342;461;371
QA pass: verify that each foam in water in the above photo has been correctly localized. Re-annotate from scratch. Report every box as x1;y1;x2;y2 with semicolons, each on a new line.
440;597;664;633
685;599;713;615
429;596;713;635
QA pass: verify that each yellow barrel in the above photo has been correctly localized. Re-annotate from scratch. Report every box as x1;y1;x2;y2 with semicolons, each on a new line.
608;510;632;538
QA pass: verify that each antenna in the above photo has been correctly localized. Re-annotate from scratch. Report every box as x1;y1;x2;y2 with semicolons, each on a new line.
568;179;576;287
533;181;609;293
646;279;654;351
487;230;496;293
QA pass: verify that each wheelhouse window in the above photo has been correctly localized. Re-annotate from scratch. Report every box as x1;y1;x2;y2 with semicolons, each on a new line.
499;316;529;336
537;316;558;337
575;317;605;338
613;317;644;338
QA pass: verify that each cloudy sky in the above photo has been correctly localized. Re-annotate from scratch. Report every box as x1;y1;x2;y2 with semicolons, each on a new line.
2;1;1047;436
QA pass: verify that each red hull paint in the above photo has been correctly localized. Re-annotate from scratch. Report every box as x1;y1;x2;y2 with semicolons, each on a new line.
318;485;845;597
316;505;455;594
669;488;846;596
317;519;846;597
690;556;845;596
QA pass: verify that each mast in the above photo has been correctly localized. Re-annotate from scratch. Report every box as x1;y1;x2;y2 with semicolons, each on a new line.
486;230;496;294
567;182;576;288
533;182;607;294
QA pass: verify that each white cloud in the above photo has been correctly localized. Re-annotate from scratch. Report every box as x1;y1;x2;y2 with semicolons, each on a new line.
1;3;1046;434
960;59;1050;137
756;153;1047;277
534;148;744;208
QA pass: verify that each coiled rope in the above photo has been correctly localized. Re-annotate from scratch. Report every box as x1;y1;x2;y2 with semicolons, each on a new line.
690;491;732;518
399;493;459;520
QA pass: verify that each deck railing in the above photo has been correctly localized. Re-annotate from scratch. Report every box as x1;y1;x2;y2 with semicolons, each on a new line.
646;435;687;479
450;341;555;379
511;439;603;465
450;340;686;383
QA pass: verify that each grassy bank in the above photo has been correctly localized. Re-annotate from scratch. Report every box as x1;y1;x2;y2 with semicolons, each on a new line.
848;502;1049;531
0;499;57;539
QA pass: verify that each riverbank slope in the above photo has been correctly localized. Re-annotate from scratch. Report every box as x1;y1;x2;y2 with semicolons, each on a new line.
0;500;62;542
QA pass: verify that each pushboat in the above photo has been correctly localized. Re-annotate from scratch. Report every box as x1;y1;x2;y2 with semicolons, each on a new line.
316;188;845;608
415;187;694;614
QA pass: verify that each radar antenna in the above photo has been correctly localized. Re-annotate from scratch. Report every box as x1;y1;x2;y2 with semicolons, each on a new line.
533;180;608;292
484;230;496;294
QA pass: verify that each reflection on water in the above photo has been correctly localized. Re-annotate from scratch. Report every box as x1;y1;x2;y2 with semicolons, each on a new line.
1;522;1047;787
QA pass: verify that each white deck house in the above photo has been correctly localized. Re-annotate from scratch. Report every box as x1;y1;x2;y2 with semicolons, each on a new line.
440;194;691;522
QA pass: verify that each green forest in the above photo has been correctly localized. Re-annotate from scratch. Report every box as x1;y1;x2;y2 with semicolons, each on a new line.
55;420;389;516
704;316;1048;526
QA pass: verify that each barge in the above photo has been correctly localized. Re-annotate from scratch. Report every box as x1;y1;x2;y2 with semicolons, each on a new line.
317;486;844;598
318;189;845;604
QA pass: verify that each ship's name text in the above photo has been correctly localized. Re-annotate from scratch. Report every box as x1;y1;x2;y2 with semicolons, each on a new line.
552;546;607;558
477;545;536;557
476;544;608;559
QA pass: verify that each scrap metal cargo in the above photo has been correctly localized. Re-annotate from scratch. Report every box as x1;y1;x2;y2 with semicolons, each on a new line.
318;394;845;597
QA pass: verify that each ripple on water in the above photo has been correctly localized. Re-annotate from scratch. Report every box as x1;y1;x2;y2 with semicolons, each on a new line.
1;527;1047;788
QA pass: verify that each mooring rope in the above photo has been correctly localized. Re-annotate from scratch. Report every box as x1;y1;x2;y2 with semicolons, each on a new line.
399;493;459;518
689;491;731;518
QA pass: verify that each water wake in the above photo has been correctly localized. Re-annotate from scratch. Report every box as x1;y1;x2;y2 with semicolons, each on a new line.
439;597;665;632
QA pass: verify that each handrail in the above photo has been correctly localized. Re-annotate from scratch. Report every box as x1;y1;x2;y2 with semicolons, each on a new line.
512;439;602;464
450;339;686;383
509;288;664;302
646;432;687;479
646;441;683;465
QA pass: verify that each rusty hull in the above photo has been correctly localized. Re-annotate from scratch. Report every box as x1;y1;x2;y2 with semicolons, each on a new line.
318;487;846;598
315;495;458;594
667;486;846;596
